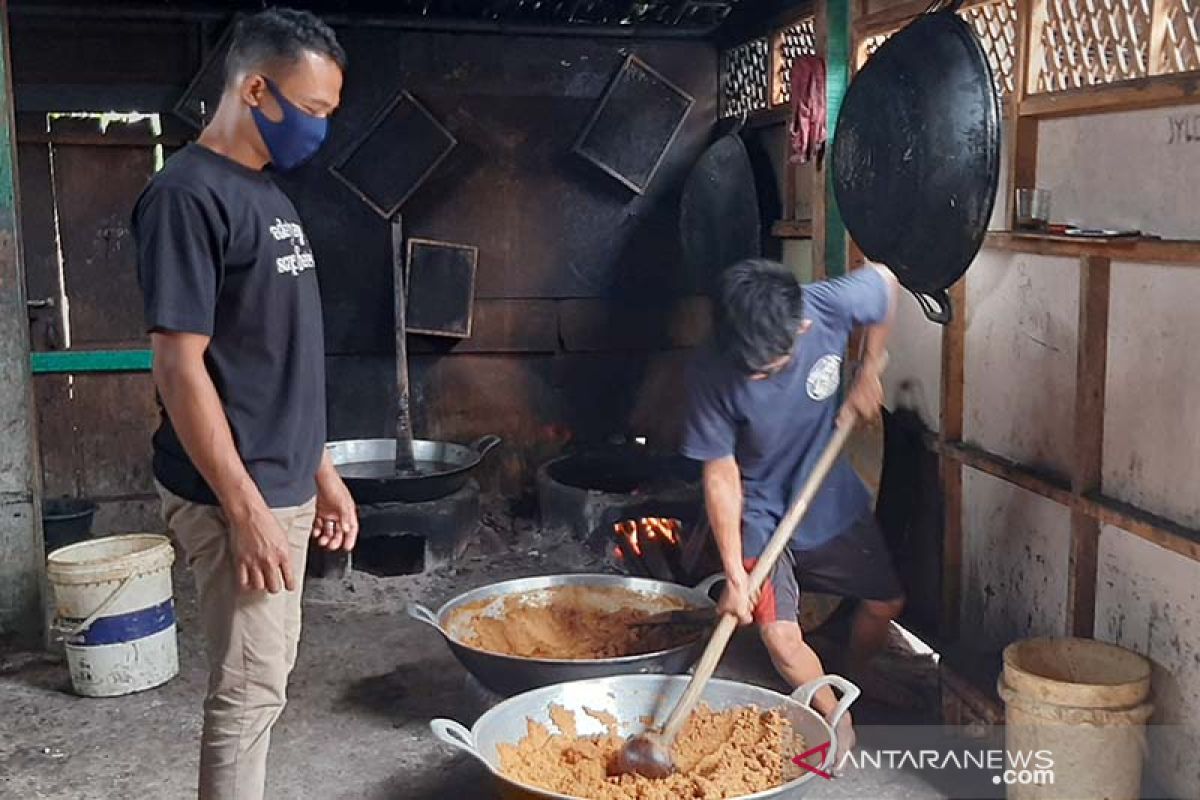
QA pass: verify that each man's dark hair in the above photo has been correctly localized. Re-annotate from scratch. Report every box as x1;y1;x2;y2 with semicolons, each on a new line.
225;8;346;84
715;259;804;374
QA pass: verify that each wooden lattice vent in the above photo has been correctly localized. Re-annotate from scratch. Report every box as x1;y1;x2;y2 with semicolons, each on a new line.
858;0;1018;98
771;17;818;105
1036;0;1153;90
1158;0;1200;73
963;0;1019;95
720;38;770;117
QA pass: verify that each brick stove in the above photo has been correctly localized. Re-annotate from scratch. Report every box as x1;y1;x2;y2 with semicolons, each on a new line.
536;445;721;585
346;480;481;576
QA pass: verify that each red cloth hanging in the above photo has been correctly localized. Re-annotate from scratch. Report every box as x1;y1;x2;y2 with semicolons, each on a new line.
789;55;827;165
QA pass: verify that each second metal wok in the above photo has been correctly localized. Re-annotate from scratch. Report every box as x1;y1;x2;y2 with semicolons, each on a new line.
326;435;501;504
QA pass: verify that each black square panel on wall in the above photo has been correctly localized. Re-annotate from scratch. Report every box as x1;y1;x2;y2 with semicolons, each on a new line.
173;21;237;129
573;55;696;195
330;90;457;218
405;238;478;339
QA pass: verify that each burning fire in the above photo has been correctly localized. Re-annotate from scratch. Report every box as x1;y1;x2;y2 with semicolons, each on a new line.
612;517;682;559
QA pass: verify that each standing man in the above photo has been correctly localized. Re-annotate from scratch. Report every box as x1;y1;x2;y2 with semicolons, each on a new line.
133;9;357;799
681;258;903;754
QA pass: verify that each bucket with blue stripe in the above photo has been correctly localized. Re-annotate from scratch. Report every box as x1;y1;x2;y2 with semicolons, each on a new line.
47;534;178;697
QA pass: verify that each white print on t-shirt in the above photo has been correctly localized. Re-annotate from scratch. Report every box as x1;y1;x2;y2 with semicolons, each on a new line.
270;217;315;277
806;354;842;401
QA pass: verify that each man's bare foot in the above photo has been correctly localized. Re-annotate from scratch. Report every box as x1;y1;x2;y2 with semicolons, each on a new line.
830;711;856;776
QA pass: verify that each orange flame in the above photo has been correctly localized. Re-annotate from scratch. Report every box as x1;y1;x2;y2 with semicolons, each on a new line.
613;517;682;557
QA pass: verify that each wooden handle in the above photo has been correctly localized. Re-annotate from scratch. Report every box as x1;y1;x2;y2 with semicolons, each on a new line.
392;216;416;473
658;415;859;744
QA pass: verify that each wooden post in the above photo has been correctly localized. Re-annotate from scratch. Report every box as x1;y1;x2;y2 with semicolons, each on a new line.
1066;256;1110;637
1007;0;1041;226
0;0;46;641
1148;0;1171;76
811;0;828;279
939;279;967;640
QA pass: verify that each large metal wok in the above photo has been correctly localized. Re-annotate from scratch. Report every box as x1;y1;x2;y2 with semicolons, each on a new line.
832;0;1001;323
327;435;501;504
408;573;724;696
431;673;859;800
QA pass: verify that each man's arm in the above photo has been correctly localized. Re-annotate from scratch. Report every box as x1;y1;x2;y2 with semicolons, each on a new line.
152;331;294;593
842;264;898;425
704;456;754;625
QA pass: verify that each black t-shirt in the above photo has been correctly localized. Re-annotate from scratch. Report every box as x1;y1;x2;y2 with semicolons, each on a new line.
133;144;326;508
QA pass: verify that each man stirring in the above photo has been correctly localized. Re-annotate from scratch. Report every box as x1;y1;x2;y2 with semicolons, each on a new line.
681;258;904;755
133;9;357;799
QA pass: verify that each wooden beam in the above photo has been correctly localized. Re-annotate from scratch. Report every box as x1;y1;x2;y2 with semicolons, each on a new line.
984;232;1200;265
1025;0;1050;96
1005;0;1039;227
1019;71;1200;118
771;219;813;239
1066;257;1109;638
937;441;1200;564
1148;0;1171;76
939;279;967;640
852;0;991;36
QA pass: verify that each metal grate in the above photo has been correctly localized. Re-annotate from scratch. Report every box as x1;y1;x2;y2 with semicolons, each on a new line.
1159;0;1200;73
773;17;818;105
963;0;1019;96
1036;0;1153;91
721;38;770;117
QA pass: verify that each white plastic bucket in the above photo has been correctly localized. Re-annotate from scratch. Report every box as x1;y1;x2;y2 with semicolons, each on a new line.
999;637;1153;800
46;534;178;697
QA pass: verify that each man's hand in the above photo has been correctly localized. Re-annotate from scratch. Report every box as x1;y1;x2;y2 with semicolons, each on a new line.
839;358;885;428
313;459;359;552
718;566;756;626
230;503;295;594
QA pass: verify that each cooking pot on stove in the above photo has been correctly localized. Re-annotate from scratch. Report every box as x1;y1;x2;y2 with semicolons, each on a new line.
407;573;724;696
431;673;859;800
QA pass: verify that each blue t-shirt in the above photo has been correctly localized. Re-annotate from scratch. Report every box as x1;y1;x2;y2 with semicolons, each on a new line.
680;267;890;555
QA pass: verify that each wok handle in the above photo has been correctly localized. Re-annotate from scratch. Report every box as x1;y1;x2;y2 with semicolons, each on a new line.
406;602;442;630
430;719;483;760
693;573;727;600
470;434;503;458
912;288;953;324
791;674;862;759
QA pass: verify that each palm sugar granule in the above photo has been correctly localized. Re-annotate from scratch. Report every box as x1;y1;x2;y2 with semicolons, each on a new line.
497;703;804;799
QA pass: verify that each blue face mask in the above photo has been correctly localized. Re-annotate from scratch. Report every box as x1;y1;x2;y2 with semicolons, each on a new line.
250;78;328;171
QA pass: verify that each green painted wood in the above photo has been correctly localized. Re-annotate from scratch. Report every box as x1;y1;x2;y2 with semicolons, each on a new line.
825;0;850;278
30;349;153;374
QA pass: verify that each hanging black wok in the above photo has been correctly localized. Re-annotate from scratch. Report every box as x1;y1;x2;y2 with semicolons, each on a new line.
832;0;1000;323
679;132;761;288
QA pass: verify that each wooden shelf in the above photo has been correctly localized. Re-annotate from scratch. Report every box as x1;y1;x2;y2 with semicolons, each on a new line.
771;219;813;239
984;231;1200;266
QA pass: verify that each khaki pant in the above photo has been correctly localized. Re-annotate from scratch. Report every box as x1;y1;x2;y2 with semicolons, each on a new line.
158;483;315;800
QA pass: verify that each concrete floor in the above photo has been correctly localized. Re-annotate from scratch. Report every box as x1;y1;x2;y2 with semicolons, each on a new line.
1;517;953;800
